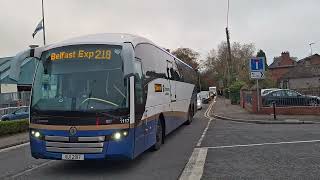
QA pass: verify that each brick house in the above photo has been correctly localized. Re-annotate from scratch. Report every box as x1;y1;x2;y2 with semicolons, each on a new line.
269;52;297;85
297;53;320;66
280;54;320;95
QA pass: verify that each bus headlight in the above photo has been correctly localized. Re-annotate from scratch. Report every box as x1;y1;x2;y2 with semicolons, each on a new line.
35;132;41;138
113;132;122;140
31;130;42;139
123;131;128;136
111;130;129;141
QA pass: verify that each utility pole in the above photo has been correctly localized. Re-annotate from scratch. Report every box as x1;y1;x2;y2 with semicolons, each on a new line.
42;0;46;45
225;27;232;86
225;0;232;87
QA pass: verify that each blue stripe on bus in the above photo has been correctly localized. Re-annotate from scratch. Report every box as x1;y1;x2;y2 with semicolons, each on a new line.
30;112;188;160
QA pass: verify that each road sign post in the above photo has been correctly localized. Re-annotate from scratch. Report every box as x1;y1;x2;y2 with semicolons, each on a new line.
256;79;260;111
249;57;266;112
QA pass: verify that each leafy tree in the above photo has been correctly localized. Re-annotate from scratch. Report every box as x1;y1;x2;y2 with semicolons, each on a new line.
256;50;277;88
172;48;200;69
256;49;268;70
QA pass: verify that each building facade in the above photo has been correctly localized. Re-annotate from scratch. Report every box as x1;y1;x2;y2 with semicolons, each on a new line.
269;51;297;84
0;56;36;107
280;54;320;96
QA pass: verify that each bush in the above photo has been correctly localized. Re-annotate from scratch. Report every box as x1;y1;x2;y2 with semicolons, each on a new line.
0;119;29;136
229;81;246;104
224;88;230;99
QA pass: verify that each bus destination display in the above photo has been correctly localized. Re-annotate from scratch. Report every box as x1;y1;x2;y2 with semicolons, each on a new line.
50;49;112;61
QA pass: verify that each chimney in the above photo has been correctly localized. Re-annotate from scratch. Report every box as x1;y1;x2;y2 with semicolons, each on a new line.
281;51;290;59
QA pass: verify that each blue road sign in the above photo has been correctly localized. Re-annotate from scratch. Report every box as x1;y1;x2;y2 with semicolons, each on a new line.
250;57;265;72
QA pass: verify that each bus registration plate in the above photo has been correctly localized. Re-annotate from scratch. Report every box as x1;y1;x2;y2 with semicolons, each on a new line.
62;154;84;160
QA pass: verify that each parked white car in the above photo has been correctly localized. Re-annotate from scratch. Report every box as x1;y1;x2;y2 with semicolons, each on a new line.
198;91;210;104
197;94;202;110
261;88;280;96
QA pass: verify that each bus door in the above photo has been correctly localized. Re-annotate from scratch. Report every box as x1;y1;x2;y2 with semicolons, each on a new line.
166;61;176;104
132;59;147;155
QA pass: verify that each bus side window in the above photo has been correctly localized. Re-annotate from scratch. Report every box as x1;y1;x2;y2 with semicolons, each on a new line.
134;60;144;105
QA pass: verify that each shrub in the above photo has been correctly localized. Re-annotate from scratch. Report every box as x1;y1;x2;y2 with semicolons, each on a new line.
224;88;230;99
0;119;29;136
229;81;246;104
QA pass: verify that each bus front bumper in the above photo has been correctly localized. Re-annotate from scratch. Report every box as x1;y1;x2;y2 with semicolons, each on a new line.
30;128;135;160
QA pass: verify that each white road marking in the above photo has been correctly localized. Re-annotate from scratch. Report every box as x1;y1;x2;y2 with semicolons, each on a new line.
0;142;29;153
10;160;54;179
204;139;320;149
179;97;216;180
196;119;212;147
197;97;216;147
179;148;208;180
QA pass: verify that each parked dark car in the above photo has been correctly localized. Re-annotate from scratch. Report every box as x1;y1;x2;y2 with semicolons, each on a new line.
1;107;29;121
262;89;320;107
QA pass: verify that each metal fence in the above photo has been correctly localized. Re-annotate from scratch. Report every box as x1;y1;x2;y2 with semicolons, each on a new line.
0;106;29;116
261;89;320;107
0;91;31;108
296;88;320;97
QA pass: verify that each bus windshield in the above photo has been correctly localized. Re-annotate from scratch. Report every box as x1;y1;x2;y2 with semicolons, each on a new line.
31;44;128;113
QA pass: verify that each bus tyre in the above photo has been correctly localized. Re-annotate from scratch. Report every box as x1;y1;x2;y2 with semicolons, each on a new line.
184;108;193;125
152;120;163;151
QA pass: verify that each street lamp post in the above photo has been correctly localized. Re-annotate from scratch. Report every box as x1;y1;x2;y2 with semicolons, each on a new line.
309;42;315;56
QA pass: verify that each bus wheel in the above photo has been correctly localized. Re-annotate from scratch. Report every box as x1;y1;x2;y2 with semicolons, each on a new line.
152;120;163;151
184;108;193;125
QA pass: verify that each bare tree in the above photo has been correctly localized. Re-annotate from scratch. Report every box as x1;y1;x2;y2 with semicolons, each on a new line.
203;41;255;88
172;48;200;69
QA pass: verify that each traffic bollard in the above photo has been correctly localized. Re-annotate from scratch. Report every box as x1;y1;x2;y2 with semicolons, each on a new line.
272;101;277;120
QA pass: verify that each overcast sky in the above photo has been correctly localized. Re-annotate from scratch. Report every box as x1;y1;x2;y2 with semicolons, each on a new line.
1;0;319;64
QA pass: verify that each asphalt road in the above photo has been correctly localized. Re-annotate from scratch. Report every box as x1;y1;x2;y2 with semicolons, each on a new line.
0;105;210;180
201;120;320;180
3;102;320;180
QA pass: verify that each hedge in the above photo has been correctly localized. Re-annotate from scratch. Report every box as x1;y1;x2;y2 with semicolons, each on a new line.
0;119;29;137
229;81;246;104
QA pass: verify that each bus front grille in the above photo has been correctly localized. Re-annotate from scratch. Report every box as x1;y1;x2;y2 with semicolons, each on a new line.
45;135;105;154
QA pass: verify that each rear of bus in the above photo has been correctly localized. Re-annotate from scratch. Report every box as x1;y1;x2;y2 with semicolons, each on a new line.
29;44;136;160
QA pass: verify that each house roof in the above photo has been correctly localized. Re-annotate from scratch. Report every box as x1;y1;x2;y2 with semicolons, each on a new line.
269;57;296;69
297;54;320;65
281;65;320;79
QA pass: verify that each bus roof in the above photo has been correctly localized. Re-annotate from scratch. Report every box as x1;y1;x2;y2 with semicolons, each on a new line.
43;33;194;69
44;33;153;50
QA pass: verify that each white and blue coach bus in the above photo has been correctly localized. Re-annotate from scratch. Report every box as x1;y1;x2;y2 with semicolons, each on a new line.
15;34;198;160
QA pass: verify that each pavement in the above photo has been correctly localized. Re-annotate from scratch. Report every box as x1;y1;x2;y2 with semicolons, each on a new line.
212;97;320;124
0;132;29;150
